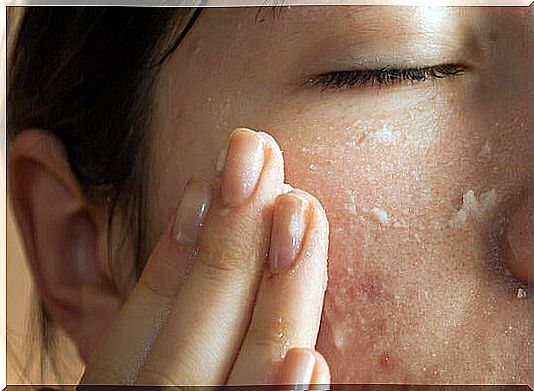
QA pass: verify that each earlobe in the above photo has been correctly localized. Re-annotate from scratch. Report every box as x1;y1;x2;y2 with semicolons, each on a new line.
9;129;121;362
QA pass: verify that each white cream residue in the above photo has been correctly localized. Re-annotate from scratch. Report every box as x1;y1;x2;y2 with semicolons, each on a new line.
324;308;348;352
517;287;527;299
477;141;492;163
331;322;347;351
371;207;389;225
392;219;408;228
448;189;497;228
344;188;357;215
346;265;355;277
369;124;401;145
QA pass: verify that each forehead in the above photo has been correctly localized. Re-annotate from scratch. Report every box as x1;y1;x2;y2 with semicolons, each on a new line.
175;6;519;84
187;6;516;59
206;6;498;31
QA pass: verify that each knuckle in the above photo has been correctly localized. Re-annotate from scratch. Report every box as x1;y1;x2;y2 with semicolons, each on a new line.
138;368;180;386
196;245;257;280
137;274;177;302
246;320;298;351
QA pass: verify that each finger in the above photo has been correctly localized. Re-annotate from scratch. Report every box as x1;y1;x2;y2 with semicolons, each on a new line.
137;128;285;385
273;348;330;391
227;189;329;384
81;178;211;384
275;348;317;390
310;350;330;389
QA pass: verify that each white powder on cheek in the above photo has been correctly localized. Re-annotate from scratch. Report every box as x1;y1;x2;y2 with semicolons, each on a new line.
517;287;527;299
369;124;401;145
371;207;389;225
344;188;357;215
448;189;497;228
477;141;492;163
334;331;346;351
330;320;348;351
346;265;356;277
392;220;408;228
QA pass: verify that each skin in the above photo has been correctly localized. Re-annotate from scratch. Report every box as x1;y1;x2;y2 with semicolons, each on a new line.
148;6;528;384
8;5;528;386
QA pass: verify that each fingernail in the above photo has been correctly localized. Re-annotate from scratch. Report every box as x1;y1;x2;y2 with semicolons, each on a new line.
172;178;212;246
278;348;316;387
221;128;265;206
269;193;309;274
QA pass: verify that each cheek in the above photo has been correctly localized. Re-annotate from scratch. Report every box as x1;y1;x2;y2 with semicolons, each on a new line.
262;88;527;382
273;107;448;381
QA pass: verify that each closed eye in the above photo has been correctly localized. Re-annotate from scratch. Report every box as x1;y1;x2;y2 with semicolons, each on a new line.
307;64;466;90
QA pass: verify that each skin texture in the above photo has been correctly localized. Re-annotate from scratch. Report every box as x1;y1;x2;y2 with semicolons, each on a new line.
142;6;527;384
8;5;528;386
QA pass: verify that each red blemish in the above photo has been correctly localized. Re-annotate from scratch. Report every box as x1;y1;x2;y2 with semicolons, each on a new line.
347;273;386;302
380;351;393;370
360;277;384;298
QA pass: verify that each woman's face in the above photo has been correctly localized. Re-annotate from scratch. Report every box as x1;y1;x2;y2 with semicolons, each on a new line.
145;6;528;383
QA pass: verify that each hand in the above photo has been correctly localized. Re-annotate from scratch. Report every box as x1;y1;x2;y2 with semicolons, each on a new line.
79;128;330;387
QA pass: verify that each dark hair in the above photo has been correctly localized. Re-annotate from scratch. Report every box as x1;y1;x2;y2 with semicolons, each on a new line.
8;6;202;381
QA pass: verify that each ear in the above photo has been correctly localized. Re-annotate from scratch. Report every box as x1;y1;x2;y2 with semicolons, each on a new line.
9;129;122;363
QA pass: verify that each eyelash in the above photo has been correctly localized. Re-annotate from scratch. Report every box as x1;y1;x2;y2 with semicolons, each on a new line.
307;64;466;90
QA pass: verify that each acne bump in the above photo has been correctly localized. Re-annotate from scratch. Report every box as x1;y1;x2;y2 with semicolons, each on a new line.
380;351;393;370
351;274;387;302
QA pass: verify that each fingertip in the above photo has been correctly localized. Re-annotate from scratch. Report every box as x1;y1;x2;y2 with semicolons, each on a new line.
277;347;317;386
284;188;329;234
276;348;330;390
258;130;285;166
310;350;331;388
